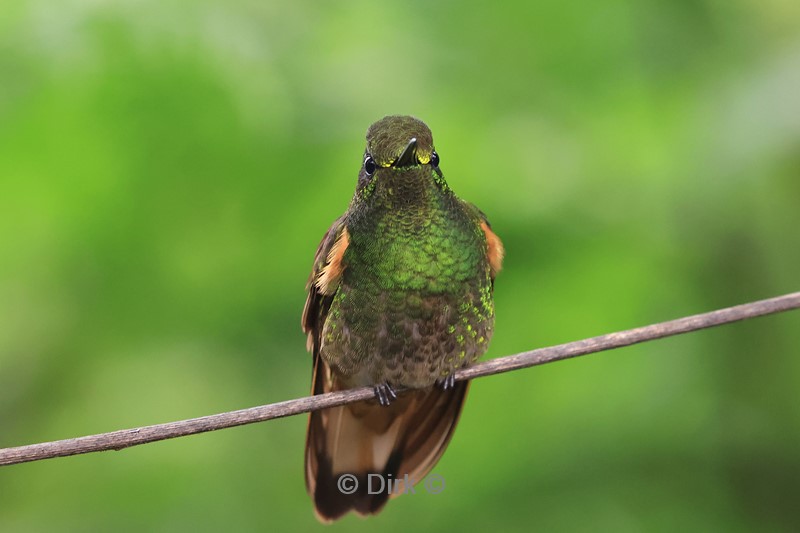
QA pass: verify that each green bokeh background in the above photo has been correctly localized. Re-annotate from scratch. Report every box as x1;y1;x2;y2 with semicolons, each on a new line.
1;1;799;531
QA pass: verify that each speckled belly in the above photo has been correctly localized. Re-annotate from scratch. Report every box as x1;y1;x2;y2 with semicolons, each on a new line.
320;278;494;389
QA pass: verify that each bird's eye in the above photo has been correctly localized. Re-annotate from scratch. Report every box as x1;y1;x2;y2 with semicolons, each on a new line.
364;155;376;176
430;151;440;167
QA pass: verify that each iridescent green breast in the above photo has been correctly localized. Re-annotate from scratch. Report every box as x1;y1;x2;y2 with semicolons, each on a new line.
319;190;494;388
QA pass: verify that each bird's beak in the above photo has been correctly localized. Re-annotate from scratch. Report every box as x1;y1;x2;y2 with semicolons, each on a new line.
393;138;418;168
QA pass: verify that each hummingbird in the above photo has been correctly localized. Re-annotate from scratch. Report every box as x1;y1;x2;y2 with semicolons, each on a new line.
302;115;503;522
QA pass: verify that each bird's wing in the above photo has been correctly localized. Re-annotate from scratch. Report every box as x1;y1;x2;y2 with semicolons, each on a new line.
302;215;355;522
301;216;349;356
463;201;504;282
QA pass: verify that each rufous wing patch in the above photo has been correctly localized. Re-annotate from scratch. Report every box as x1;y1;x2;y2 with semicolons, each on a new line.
480;221;504;277
315;227;350;295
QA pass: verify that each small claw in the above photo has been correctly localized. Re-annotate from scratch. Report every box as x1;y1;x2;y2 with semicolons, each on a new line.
373;382;397;406
436;374;456;391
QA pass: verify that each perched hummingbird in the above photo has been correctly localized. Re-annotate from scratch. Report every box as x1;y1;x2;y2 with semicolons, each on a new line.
302;115;503;522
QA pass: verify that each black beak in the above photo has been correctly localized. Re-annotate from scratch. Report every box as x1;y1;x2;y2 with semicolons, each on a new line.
393;138;418;168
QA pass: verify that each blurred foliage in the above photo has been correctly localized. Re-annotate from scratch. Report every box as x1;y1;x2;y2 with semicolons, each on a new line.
1;0;799;531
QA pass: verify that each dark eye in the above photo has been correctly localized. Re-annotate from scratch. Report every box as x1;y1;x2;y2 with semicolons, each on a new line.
430;151;440;167
364;155;376;176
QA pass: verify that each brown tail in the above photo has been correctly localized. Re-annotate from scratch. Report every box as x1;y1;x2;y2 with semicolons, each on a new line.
304;359;469;523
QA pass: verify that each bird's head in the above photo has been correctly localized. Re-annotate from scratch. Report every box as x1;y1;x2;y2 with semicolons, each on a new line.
351;115;449;209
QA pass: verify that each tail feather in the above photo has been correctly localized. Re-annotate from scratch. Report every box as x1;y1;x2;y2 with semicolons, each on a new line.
305;359;469;522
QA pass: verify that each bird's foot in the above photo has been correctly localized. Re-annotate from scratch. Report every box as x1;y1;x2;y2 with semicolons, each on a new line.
373;382;398;406
436;374;457;391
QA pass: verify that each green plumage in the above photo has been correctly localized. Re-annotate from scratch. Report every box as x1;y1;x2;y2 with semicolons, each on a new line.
318;116;495;388
303;115;502;522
